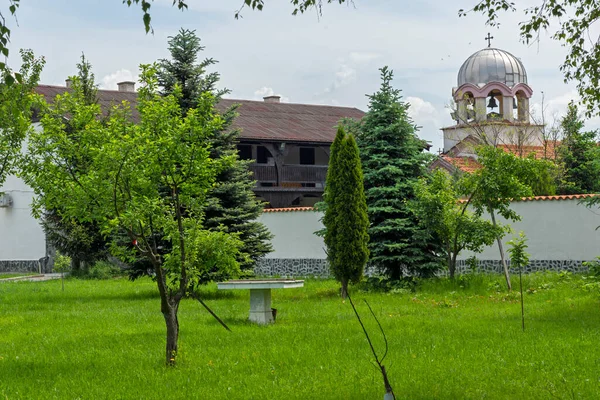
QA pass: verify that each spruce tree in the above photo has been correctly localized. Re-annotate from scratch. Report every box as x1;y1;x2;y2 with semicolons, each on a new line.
556;101;600;194
357;67;442;280
156;29;272;278
324;127;369;298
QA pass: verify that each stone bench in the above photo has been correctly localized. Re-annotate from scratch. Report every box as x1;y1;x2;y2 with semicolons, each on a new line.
217;279;304;324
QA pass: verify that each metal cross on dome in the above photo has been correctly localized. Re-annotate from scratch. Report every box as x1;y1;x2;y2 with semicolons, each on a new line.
485;32;494;47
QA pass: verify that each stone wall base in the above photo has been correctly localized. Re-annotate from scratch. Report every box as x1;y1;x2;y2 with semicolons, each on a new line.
0;260;43;273
255;258;592;278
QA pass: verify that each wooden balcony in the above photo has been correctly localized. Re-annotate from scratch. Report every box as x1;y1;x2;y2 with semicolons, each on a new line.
249;164;328;183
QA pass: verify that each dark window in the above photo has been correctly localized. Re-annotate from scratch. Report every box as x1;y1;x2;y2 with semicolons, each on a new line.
257;146;270;164
237;145;252;160
299;147;315;165
302;183;316;188
260;182;274;187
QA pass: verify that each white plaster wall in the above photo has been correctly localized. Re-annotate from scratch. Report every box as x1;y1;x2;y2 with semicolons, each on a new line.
258;211;326;259
460;199;600;261
259;199;600;262
0;123;46;260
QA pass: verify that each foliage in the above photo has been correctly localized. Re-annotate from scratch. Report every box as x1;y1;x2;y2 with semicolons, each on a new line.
583;257;600;278
53;251;72;273
507;232;530;271
21;64;242;365
0;49;44;187
356;66;442;280
144;29;270;281
412;170;504;278
462;146;536;290
465;146;534;222
40;55;109;272
2;275;600;398
518;155;557;196
323;127;369;297
460;0;600;117
507;231;530;330
555;101;600;195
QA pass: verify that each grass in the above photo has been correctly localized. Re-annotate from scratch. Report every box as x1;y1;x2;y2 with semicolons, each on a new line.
0;272;38;280
0;272;599;399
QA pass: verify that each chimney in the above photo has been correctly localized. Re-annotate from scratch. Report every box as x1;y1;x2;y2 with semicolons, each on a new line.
65;78;72;88
263;95;281;103
117;81;136;93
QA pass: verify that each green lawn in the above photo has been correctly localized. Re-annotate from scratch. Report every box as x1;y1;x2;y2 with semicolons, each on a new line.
0;273;599;399
0;272;38;280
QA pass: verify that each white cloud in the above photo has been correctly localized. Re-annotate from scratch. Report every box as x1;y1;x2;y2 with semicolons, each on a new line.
100;69;138;90
253;87;290;102
407;96;439;124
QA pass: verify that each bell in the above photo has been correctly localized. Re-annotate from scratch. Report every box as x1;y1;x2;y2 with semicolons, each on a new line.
487;94;498;109
513;97;518;109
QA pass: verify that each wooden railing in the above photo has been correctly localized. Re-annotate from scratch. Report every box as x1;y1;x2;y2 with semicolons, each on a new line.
282;164;327;183
249;164;277;182
248;164;328;183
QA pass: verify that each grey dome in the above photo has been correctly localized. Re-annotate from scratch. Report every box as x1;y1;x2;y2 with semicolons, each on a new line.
457;48;527;87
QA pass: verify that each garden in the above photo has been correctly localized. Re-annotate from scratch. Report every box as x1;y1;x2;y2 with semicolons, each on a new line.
1;272;599;399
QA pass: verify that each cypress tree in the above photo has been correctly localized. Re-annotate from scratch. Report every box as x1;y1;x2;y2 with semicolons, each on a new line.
156;29;272;279
324;127;369;298
357;67;442;280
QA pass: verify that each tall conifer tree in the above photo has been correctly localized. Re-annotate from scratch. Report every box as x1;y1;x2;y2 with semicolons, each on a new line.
324;127;369;298
357;67;442;279
156;29;272;278
556;101;600;194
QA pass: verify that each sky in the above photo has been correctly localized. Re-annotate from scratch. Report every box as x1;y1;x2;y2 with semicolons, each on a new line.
6;0;594;152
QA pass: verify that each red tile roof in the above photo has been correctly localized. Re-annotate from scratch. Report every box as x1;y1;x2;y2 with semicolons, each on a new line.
440;155;481;173
499;143;560;159
458;193;597;203
263;207;316;212
34;85;365;144
515;194;597;202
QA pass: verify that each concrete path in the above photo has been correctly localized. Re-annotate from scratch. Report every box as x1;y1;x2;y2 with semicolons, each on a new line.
0;273;62;282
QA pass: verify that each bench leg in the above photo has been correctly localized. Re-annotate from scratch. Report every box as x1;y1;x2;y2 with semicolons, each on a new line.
249;289;273;324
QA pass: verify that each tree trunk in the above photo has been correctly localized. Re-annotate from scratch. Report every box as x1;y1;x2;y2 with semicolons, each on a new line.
489;210;512;291
71;257;81;272
340;279;348;299
163;302;179;366
449;252;457;279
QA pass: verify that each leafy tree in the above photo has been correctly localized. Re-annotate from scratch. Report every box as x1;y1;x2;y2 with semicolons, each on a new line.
323;127;369;298
518;155;557;197
153;29;272;280
40;54;109;272
460;0;600;117
555;101;600;195
507;231;529;331
412;170;504;278
0;1;348;75
0;49;44;187
22;64;242;365
356;66;442;280
462;146;535;291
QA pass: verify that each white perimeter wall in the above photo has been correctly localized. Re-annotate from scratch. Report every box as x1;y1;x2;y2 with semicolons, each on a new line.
0;123;46;261
258;199;600;261
460;199;600;261
258;211;326;259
